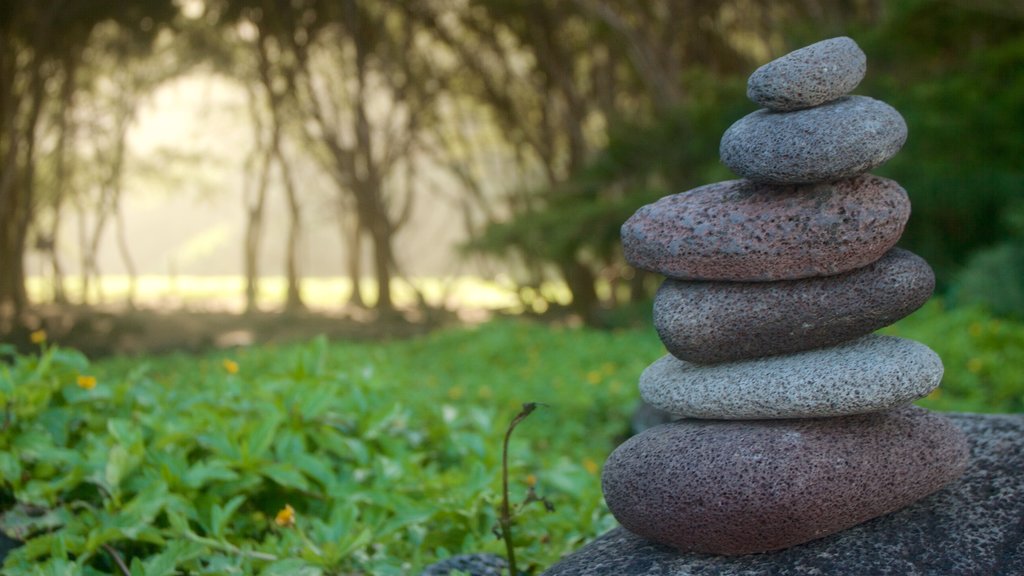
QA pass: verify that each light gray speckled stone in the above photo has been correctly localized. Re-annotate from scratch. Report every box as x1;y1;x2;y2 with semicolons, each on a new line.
640;334;942;419
720;96;907;184
654;248;935;363
544;413;1024;576
747;37;867;111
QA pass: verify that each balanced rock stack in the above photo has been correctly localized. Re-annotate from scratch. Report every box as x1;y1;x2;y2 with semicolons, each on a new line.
601;37;970;555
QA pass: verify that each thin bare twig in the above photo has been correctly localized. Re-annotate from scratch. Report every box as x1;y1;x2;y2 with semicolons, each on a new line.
102;543;131;576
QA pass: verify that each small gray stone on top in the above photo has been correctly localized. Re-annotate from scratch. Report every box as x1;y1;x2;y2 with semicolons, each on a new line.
747;36;867;111
543;412;1024;576
720;95;907;184
640;334;942;419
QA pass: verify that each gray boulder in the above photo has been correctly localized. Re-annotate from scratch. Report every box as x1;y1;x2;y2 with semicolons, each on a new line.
543;412;1024;575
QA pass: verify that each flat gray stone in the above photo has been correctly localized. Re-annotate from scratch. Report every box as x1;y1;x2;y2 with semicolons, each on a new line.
621;175;910;281
654;248;935;363
544;413;1024;575
747;37;867;111
720;96;907;184
640;335;943;419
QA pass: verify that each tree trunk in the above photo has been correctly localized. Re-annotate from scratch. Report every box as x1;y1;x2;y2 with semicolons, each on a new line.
340;210;366;308
49;50;77;305
562;258;598;321
278;148;304;312
243;82;271;315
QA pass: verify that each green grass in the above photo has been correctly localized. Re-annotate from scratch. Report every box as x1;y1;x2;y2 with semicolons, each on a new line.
0;300;1021;574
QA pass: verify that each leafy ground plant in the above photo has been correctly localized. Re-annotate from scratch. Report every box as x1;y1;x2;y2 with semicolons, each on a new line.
0;303;1019;574
0;322;658;573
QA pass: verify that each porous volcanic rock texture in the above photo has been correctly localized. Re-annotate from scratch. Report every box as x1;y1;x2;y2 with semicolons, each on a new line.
747;36;867;111
720;96;907;184
620;174;910;281
545;413;1024;576
638;335;943;419
653;248;934;363
600;407;968;555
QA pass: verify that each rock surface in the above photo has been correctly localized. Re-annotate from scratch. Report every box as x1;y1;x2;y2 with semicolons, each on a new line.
720;96;907;184
601;407;968;556
640;334;943;419
621;174;910;281
421;553;507;576
546;413;1024;575
653;248;934;363
747;36;867;111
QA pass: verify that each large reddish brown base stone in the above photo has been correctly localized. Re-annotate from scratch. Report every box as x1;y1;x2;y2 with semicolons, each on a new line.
601;407;968;555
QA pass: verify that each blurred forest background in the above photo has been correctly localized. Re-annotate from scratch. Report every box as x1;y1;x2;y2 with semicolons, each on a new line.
2;0;1023;354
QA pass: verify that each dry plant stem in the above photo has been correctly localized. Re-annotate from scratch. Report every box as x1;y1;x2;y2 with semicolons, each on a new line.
102;543;131;576
500;402;542;576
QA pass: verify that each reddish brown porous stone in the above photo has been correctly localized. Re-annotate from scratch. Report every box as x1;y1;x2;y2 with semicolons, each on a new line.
621;174;910;281
654;248;934;363
600;407;969;555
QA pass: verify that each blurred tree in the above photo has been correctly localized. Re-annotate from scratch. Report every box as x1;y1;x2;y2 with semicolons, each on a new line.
415;0;762;319
0;0;175;323
294;1;438;313
199;0;319;313
860;0;1024;289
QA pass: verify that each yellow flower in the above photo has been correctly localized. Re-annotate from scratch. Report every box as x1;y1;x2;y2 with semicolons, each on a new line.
526;474;537;487
30;330;47;344
583;458;598;475
76;375;97;390
447;386;463;400
222;359;239;374
586;370;602;385
968;322;983;338
275;504;296;527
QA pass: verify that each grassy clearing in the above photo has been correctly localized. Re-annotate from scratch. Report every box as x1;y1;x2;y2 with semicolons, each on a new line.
0;300;1021;574
25;276;573;313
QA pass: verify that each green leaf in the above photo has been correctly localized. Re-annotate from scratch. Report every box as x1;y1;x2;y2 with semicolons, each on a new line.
246;413;283;461
105;445;133;490
261;559;323;576
262;463;309;491
0;452;22;484
210;495;247;538
183;460;239;488
140;541;205;576
0;503;67;540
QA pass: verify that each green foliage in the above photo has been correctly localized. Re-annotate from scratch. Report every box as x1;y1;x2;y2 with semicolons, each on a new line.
0;324;662;573
952;239;1024;319
881;300;1024;413
859;1;1024;287
1;305;1020;573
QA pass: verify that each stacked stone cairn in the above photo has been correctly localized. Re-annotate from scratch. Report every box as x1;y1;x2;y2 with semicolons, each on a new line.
601;37;970;555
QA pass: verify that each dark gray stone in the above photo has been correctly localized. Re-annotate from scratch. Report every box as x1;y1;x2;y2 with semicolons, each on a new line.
422;553;507;576
544;413;1024;575
654;248;935;364
621;175;910;281
747;36;867;111
720;96;907;184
